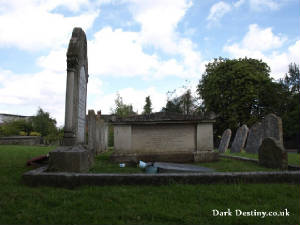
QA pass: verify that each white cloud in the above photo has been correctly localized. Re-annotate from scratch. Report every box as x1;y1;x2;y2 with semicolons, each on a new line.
87;26;204;79
223;24;300;79
207;1;231;24
127;0;193;54
234;0;246;8
0;0;99;51
0;68;66;125
241;24;286;51
249;0;280;11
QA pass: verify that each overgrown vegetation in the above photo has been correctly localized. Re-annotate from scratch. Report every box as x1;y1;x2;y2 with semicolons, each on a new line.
0;145;299;224
0;108;63;145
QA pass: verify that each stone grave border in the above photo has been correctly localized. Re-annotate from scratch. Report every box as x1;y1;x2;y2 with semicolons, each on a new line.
219;154;300;171
23;165;300;188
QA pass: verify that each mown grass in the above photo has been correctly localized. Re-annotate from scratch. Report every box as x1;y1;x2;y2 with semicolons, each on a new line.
91;150;279;173
223;149;300;166
0;145;299;225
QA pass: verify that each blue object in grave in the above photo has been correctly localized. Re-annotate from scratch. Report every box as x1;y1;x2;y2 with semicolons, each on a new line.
145;166;158;174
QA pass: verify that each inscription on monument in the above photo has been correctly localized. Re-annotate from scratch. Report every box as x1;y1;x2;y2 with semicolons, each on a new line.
132;124;196;152
77;66;87;143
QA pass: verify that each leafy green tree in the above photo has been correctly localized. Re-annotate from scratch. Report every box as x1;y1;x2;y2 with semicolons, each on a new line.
111;93;136;117
0;119;33;136
162;98;183;113
162;89;197;115
32;108;57;137
197;57;278;137
282;63;300;94
279;63;300;149
142;96;153;114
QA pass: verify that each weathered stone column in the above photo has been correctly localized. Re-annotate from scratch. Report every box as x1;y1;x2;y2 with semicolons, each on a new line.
48;27;92;172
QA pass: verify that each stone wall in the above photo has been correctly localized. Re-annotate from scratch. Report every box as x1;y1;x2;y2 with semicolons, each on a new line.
0;136;42;145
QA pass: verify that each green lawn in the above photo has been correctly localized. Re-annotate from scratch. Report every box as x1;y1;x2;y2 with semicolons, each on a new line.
91;150;279;173
0;145;299;225
223;149;300;166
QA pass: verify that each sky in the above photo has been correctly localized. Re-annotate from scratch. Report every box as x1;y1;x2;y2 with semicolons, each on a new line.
0;0;299;126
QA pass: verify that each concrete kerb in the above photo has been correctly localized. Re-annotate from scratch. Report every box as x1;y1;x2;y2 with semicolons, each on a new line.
219;154;300;171
22;166;300;188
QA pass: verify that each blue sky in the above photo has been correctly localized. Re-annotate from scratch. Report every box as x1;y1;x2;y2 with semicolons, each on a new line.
0;0;299;126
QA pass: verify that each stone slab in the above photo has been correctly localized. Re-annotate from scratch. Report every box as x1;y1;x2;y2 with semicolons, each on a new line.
245;122;263;154
230;125;249;153
262;113;283;146
153;162;215;173
258;137;288;169
218;129;231;153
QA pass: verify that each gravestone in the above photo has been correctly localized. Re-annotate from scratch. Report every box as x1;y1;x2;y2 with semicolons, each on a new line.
88;110;96;155
230;124;249;153
258;137;287;169
262;113;283;146
218;129;231;153
245;122;263;154
48;28;92;172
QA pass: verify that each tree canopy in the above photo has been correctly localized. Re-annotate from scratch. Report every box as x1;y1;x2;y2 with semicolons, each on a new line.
162;89;197;115
197;57;278;136
111;93;136;117
143;96;153;114
32;108;57;137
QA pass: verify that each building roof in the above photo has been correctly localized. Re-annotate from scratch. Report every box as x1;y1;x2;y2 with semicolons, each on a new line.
111;112;216;125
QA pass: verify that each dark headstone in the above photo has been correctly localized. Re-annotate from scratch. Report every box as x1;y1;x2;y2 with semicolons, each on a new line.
230;124;249;153
245;122;263;154
218;129;232;153
262;113;283;146
258;137;287;169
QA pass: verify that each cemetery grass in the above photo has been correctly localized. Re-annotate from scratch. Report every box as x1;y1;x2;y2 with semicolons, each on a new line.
91;150;280;173
223;150;300;166
0;145;299;225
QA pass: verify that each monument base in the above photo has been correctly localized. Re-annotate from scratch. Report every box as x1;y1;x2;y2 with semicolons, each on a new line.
48;145;93;172
194;151;219;162
110;151;218;163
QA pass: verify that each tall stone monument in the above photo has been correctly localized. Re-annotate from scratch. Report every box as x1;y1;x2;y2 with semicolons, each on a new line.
230;124;249;153
218;129;231;153
48;28;92;172
245;122;263;154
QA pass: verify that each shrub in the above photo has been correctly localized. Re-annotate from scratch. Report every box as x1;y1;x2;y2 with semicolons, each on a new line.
19;131;27;136
29;131;41;136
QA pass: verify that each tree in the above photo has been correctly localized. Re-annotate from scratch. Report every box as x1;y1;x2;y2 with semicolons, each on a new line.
111;93;136;117
0;119;33;136
197;57;278;137
279;63;300;149
180;89;195;115
282;63;300;94
162;89;197;115
31;108;57;137
142;96;153;114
